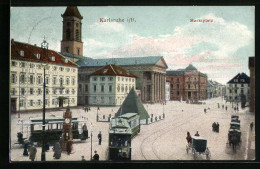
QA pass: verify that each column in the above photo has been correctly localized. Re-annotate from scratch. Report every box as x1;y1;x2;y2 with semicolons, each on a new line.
151;72;155;103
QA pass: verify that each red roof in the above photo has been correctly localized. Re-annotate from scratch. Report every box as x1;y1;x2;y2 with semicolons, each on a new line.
90;64;137;78
11;40;78;67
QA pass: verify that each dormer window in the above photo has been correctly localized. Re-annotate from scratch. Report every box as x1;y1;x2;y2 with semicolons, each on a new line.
35;53;40;59
103;69;108;74
118;70;122;74
65;58;68;63
241;79;245;82
234;79;238;82
51;56;55;61
20;50;24;56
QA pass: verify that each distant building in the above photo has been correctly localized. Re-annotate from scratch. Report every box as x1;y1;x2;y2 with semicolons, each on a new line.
10;40;78;112
207;80;214;99
226;73;250;103
249;57;255;112
166;64;207;101
165;80;170;101
89;64;137;106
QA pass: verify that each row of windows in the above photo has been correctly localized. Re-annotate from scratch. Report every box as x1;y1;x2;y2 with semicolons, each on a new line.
92;84;113;93
11;73;76;86
11;88;76;96
170;84;199;89
92;76;114;81
117;85;135;93
66;29;80;41
228;89;249;94
18;98;75;107
229;84;248;87
11;61;76;72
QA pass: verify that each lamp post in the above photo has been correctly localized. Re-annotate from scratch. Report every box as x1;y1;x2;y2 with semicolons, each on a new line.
41;64;47;161
90;123;93;160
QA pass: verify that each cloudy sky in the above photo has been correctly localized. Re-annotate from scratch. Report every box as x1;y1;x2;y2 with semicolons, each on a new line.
10;6;254;84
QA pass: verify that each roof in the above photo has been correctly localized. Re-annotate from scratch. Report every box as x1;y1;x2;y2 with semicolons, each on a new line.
115;88;150;120
90;64;137;78
11;40;78;67
227;73;250;84
62;6;83;19
185;64;197;71
118;113;139;120
109;118;132;134
76;56;164;67
166;70;184;76
191;135;206;140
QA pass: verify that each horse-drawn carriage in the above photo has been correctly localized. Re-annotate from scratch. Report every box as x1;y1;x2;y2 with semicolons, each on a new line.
227;115;241;152
186;136;211;160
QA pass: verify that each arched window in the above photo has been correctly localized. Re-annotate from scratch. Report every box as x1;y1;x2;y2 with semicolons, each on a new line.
76;29;79;40
66;29;70;40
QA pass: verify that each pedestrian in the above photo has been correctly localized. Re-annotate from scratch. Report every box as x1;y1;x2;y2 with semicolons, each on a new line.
45;142;50;151
222;105;224;109
194;131;200;136
84;107;86;112
250;122;254;131
98;107;100;110
218;103;220;108
204;108;207;113
237;107;239;111
53;142;62;159
98;131;102;145
29;144;37;162
66;141;72;155
186;131;192;145
23;141;29;156
81;155;86;161
92;150;99;161
86;108;88;112
216;122;219;132
225;106;227;111
82;123;88;139
212;122;216;132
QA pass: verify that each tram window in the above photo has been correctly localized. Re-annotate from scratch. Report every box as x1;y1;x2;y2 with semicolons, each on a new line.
56;124;58;129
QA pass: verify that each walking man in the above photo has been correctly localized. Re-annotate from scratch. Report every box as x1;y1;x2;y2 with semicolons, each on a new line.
92;150;99;161
23;141;29;156
250;122;254;131
98;131;102;145
225;106;227;111
29;144;37;162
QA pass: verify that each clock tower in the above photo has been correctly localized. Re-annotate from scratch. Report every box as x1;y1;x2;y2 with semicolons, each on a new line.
62;107;73;152
61;6;84;56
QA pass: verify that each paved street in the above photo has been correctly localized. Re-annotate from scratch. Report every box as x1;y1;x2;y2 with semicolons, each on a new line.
10;97;254;161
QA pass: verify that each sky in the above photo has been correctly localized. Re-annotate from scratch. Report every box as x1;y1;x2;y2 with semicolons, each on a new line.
10;6;255;84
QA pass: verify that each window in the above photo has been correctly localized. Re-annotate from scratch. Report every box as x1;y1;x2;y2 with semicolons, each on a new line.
121;86;124;92
108;77;113;81
241;84;244;87
20;50;24;56
126;78;128;82
85;84;88;92
188;84;190;89
77;48;80;55
93;77;97;81
79;84;82;92
11;74;16;83
29;63;35;68
65;59;68;63
21;62;25;68
66;78;70;85
30;88;33;95
101;77;105;81
37;76;42;84
125;86;128;92
53;66;57;71
21;88;25;95
76;29;79;40
66;89;70;94
76;23;79;27
60;78;64;85
103;69;108;74
241;89;244;94
66;68;70;72
72;89;75;94
234;79;238;82
59;67;64;71
51;56;55;61
118;77;120;81
170;84;173;89
177;78;179;82
122;77;124;81
66;29;70;40
19;100;24;107
11;88;16;95
229;89;232;93
101;85;104;92
72;78;75;85
38;88;41;95
53;77;57;85
132;78;135;82
30;100;33;106
177;84;179;89
94;85;97;92
52;99;55;105
53;89;57;95
241;79;245;82
177;91;180;95
11;61;17;67
60;89;63;94
109;85;112;92
20;74;25;83
235;90;237;94
37;65;41;69
46;88;49;95
117;85;120;92
46;77;49;85
35;53;40;59
38;100;41;106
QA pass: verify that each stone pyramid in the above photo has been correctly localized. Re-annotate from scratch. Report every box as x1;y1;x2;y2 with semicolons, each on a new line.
115;88;150;120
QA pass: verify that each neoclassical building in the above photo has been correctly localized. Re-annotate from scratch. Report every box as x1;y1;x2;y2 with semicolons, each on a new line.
89;64;137;106
59;6;168;105
10;40;78;112
166;64;207;101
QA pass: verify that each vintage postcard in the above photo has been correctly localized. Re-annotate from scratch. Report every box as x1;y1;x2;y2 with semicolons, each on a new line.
9;6;255;162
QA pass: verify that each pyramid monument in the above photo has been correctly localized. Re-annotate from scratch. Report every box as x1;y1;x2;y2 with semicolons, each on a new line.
115;88;150;120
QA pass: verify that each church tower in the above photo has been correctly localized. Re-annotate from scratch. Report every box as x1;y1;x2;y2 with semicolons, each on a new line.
61;6;83;56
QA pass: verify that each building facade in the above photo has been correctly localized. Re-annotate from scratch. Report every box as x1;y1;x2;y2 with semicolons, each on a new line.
166;64;207;101
226;73;250;103
249;57;255;112
10;40;78;112
88;64;136;106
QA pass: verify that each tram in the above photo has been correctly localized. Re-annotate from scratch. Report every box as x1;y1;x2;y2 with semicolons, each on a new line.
17;116;88;145
108;113;140;160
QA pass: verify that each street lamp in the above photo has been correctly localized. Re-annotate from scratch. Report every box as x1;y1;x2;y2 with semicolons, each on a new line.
90;123;93;160
41;64;47;161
